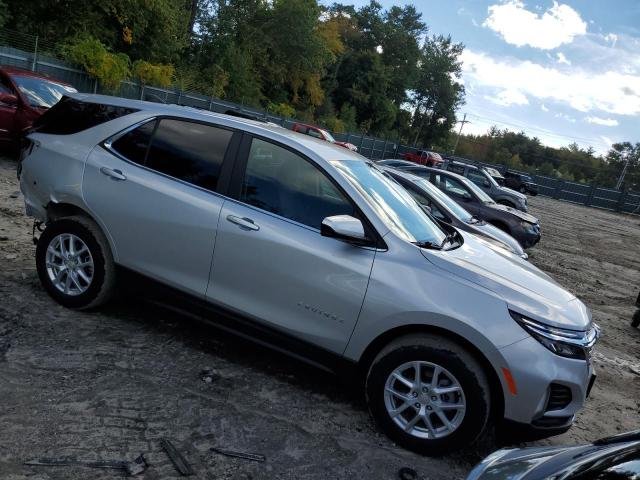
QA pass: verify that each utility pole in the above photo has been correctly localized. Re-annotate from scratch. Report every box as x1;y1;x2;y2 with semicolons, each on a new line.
451;113;469;155
615;152;630;190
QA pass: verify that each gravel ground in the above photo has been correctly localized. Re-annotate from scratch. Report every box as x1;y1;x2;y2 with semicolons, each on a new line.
0;156;639;480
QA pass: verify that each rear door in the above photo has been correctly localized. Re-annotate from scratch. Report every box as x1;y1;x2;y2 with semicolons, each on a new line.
83;117;239;296
206;136;376;354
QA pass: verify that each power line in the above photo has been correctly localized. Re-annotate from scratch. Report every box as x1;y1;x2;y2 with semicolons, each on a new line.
463;112;612;149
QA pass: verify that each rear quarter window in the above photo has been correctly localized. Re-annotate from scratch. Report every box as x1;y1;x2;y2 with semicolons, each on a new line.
32;97;139;135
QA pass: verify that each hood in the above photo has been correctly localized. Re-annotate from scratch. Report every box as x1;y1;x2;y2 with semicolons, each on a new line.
473;222;526;258
488;203;538;223
422;232;591;330
500;186;527;201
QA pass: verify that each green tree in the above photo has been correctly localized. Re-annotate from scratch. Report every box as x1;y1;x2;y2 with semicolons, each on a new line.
63;36;130;92
410;35;465;147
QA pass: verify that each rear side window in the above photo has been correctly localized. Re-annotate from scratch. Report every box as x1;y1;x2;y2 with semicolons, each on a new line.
447;164;466;175
111;120;156;165
32;97;138;135
145;119;233;191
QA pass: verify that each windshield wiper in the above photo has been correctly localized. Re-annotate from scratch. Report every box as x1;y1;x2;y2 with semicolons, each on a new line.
413;240;442;250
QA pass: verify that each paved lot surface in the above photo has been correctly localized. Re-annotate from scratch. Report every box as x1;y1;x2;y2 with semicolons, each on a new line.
0;156;639;479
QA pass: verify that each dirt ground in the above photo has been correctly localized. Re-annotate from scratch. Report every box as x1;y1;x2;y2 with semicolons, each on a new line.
0;155;639;480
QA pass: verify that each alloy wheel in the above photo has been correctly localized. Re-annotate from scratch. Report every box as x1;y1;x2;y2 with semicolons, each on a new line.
384;361;466;439
45;233;94;296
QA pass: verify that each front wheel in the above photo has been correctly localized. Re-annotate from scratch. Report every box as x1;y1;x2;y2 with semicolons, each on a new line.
366;334;491;455
36;216;116;310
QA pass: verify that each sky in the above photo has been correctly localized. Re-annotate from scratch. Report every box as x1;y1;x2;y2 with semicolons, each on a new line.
341;0;640;154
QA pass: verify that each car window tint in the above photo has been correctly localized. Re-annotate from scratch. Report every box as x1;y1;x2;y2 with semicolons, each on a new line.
240;138;354;229
0;76;13;95
447;164;465;175
306;129;323;139
435;174;472;199
146;119;233;191
468;171;488;186
111;120;156;165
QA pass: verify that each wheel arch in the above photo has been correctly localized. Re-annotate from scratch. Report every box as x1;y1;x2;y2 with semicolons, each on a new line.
44;201;118;261
357;324;505;422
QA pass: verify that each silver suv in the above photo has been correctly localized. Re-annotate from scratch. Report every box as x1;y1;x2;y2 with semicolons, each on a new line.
19;94;599;455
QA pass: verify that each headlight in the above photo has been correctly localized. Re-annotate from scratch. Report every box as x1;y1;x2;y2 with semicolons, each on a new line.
520;221;537;233
509;310;600;360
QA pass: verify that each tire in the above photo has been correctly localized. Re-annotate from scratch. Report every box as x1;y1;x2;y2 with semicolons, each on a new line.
36;216;115;310
366;334;491;455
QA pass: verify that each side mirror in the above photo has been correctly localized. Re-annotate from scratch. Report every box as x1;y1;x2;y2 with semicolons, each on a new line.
0;92;18;107
421;204;432;213
321;215;369;245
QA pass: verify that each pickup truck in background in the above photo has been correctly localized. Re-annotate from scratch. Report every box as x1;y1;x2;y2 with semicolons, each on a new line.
402;150;444;167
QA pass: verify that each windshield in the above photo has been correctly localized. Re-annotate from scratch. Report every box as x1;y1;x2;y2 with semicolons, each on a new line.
320;129;336;143
333;161;447;246
411;176;475;223
11;75;77;108
464;176;495;204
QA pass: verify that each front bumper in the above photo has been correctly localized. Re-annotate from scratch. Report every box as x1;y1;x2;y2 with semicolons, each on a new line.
519;228;541;249
498;336;595;433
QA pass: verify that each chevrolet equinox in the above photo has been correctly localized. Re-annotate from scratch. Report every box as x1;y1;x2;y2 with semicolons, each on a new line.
19;94;599;454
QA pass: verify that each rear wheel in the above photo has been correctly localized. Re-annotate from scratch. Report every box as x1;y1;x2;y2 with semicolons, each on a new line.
366;334;491;455
36;216;115;310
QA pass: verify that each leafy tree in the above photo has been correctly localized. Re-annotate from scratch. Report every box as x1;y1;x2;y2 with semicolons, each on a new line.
410;35;465;147
63;36;130;92
132;60;174;88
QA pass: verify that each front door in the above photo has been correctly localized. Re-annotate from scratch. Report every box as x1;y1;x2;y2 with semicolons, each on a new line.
83;118;237;296
207;137;376;354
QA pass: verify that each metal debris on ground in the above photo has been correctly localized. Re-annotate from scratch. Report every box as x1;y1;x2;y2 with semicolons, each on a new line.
161;438;195;476
201;367;219;383
398;466;418;480
210;447;266;462
24;453;148;476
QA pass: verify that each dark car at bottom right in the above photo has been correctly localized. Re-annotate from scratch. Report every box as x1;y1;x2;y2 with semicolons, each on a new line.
467;430;640;480
378;161;541;249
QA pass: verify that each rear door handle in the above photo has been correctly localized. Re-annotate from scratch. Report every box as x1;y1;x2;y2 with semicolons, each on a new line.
100;166;127;181
226;215;259;231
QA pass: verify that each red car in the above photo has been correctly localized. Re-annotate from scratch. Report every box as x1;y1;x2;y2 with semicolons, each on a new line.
0;67;76;149
403;150;444;167
292;123;358;152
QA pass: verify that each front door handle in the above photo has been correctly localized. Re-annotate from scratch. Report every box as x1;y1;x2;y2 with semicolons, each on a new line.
100;166;127;181
227;215;259;231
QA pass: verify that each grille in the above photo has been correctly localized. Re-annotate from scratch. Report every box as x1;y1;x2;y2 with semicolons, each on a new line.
546;383;572;411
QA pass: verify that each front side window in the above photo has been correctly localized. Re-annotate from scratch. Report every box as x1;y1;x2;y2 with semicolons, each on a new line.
468;170;489;187
411;177;474;223
435;173;473;200
240;138;354;229
146;119;233;191
447;164;465;175
11;75;77;108
334;161;447;245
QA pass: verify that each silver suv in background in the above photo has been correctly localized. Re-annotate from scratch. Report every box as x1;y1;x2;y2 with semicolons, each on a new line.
19;94;598;455
444;160;528;211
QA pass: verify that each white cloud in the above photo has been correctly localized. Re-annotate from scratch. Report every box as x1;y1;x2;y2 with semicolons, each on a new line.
484;1;587;50
541;104;549;112
600;136;614;148
554;112;576;123
556;52;571;65
585;116;619;126
461;49;640;115
604;33;618;48
485;89;529;106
